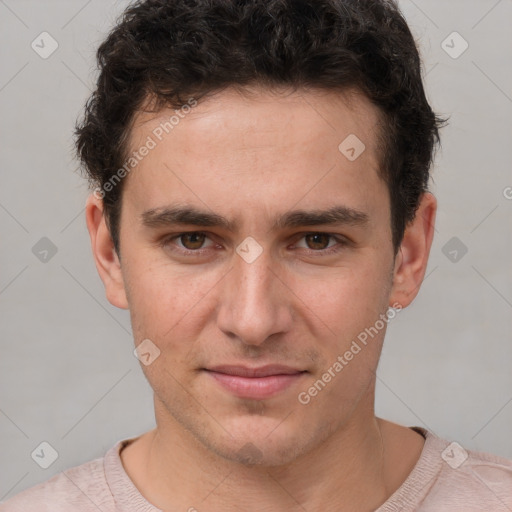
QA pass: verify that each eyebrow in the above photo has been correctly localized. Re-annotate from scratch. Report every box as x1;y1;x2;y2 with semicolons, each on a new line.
140;205;369;231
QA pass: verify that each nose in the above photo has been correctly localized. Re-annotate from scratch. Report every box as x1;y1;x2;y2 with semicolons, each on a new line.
216;249;293;347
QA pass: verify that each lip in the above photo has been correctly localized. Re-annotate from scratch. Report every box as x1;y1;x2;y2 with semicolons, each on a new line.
204;365;307;400
207;364;304;377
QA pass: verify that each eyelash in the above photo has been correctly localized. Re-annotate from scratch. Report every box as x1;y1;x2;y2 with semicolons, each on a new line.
159;232;348;257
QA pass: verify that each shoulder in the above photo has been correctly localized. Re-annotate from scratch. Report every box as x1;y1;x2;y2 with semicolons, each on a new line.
416;428;512;511
0;449;116;512
379;427;512;512
429;439;512;510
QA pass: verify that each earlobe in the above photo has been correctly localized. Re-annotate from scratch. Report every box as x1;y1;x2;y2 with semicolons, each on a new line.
389;192;437;308
85;194;129;310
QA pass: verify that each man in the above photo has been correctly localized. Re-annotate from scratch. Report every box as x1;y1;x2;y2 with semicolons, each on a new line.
2;0;511;510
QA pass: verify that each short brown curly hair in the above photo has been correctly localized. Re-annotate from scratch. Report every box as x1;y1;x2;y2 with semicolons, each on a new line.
75;0;446;255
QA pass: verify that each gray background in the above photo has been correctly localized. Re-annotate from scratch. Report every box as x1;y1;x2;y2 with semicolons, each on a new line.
1;0;511;499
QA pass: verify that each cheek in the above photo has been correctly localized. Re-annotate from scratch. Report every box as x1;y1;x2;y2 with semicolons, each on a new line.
291;262;391;344
123;253;225;347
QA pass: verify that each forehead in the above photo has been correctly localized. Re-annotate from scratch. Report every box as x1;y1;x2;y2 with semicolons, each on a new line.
123;86;386;219
132;85;382;162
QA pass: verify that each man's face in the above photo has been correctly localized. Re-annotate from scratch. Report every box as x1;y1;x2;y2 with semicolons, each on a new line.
116;87;399;465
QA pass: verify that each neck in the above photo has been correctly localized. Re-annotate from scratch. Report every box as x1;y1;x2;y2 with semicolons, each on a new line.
120;391;424;511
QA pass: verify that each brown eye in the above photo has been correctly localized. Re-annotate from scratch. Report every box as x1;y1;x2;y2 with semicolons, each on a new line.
304;233;332;250
179;232;206;250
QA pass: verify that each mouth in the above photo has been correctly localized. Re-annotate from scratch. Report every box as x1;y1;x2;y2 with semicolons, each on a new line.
203;365;307;400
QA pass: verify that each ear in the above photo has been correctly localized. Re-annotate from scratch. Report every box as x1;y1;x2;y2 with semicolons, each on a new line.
389;192;437;308
85;193;129;309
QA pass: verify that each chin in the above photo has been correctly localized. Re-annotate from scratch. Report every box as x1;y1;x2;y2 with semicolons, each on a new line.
214;438;306;467
200;417;322;467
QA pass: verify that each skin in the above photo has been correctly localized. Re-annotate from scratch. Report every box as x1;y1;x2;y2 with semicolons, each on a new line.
86;85;436;511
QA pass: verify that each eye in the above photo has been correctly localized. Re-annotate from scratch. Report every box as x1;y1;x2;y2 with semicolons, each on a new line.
177;232;209;250
304;233;333;250
160;231;217;254
296;233;339;251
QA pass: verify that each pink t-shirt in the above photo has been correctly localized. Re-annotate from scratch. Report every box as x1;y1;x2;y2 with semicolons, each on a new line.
1;427;511;511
